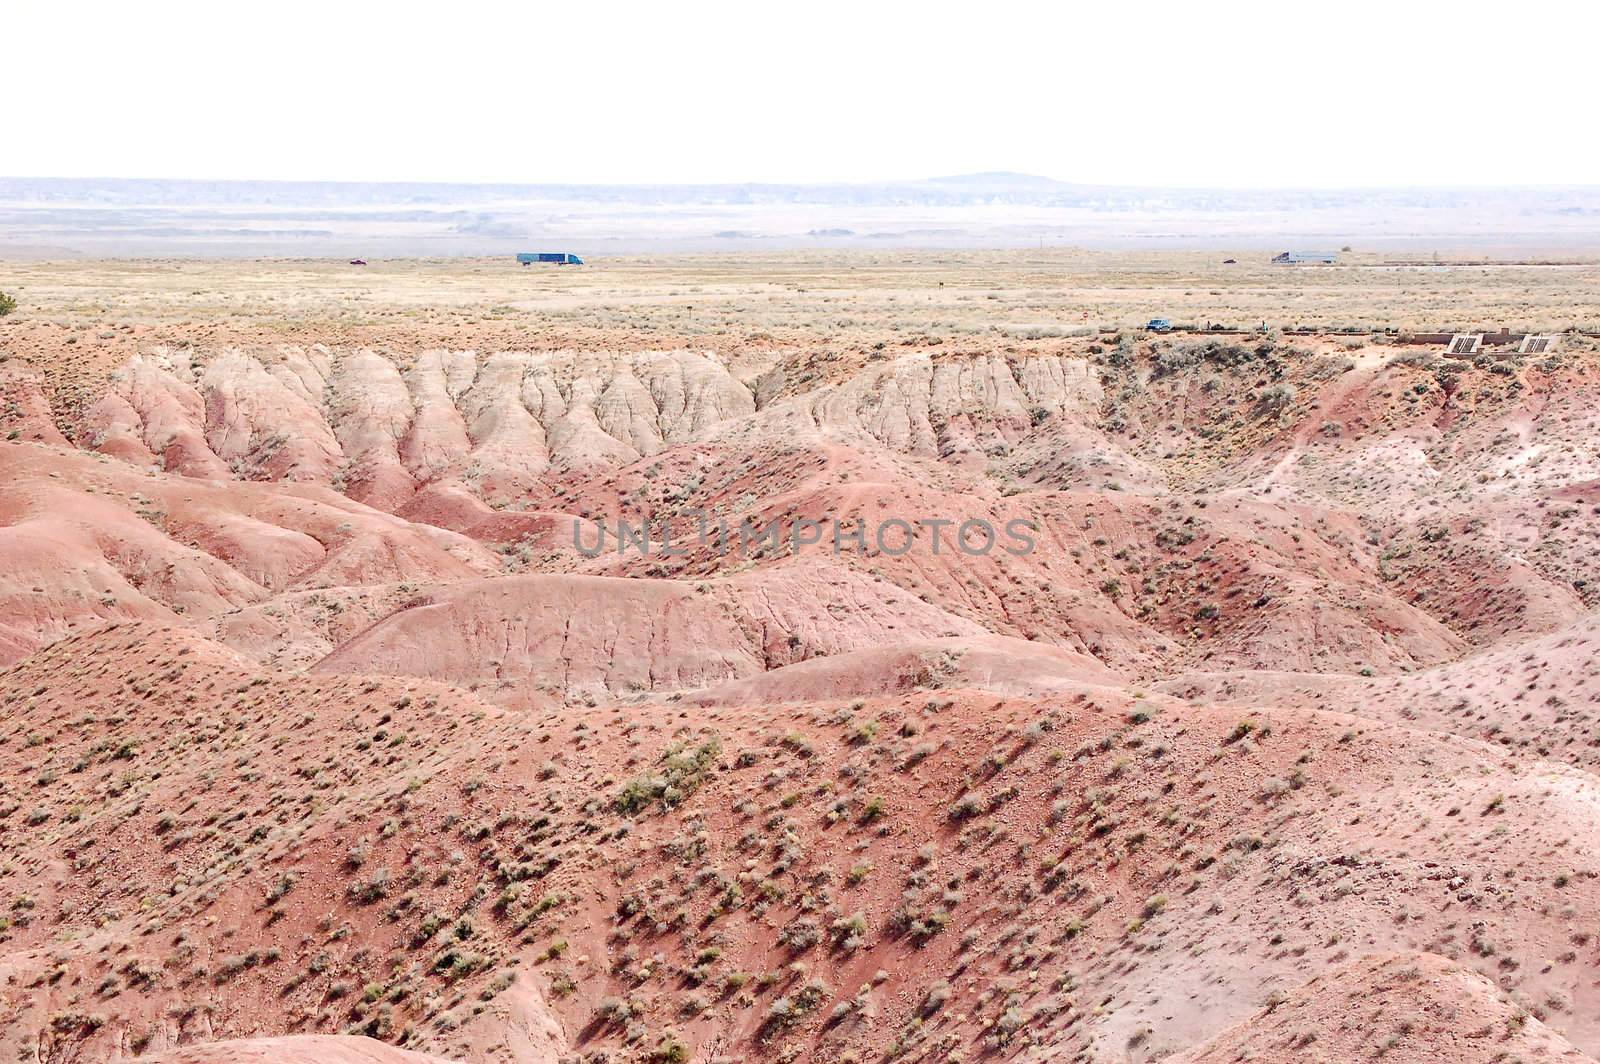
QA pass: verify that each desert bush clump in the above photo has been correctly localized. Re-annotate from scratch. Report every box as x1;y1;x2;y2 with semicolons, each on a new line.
347;867;391;905
595;996;635;1026
615;736;721;814
1259;382;1297;411
652;1030;690;1062
762;980;832;1036
949;794;983;821
832;911;869;950
779;917;822;952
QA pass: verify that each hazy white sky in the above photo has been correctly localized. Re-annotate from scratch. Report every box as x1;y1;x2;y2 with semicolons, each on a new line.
5;0;1596;188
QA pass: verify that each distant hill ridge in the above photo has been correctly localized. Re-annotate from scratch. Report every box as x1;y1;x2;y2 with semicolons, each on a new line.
4;173;1600;211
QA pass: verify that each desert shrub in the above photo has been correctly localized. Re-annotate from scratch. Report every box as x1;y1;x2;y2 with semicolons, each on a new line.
1259;383;1297;410
1391;349;1438;369
347;868;391;904
0;292;15;317
615;736;721;814
1308;354;1357;378
652;1030;690;1062
779;918;822;951
948;794;983;820
832;911;869;950
1167;339;1259;370
1153;346;1203;376
596;996;635;1026
762;980;832;1035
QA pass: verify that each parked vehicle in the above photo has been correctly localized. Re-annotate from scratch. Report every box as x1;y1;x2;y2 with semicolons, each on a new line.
1144;318;1172;333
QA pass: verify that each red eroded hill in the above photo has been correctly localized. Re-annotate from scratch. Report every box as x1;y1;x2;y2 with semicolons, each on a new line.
3;332;1600;1062
1171;952;1599;1064
7;624;1600;1061
148;1035;463;1063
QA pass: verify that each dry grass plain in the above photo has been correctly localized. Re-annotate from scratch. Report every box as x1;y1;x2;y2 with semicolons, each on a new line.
8;250;1600;337
7;250;1600;415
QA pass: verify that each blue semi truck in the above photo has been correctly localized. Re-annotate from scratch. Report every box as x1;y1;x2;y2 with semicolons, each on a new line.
517;252;583;265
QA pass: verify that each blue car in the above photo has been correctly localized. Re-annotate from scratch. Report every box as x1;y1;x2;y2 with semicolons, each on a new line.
1144;318;1172;333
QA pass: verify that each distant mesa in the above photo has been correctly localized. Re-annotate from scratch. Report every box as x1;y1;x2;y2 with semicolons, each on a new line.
4;174;1600;257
